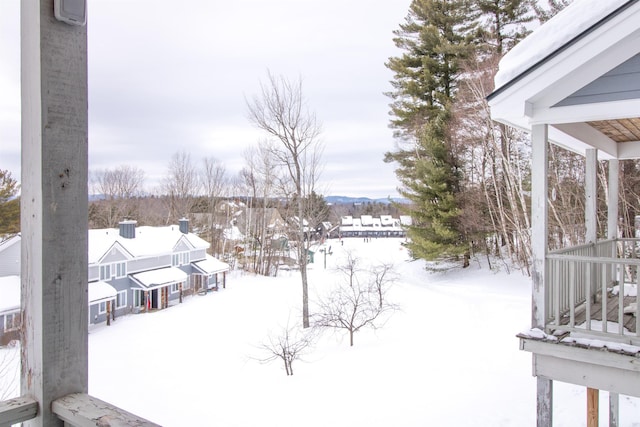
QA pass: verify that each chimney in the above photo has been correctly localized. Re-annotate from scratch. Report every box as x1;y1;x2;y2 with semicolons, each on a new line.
179;218;189;234
119;220;137;239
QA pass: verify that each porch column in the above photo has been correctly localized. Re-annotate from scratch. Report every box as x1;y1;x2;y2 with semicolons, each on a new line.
21;1;89;425
531;124;552;426
607;159;619;240
608;160;620;427
585;149;598;243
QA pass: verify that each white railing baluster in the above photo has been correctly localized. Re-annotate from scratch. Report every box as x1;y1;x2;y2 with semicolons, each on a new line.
546;238;640;345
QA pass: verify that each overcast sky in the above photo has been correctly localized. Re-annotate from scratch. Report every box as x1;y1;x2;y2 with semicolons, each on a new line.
0;0;412;199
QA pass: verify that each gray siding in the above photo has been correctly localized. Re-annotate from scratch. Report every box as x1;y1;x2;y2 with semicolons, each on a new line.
88;265;99;281
555;53;640;107
191;248;207;261
128;255;171;273
101;246;129;263
174;240;191;252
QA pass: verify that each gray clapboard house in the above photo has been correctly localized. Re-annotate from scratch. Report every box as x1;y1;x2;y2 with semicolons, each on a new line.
488;1;640;425
88;218;229;324
0;219;230;333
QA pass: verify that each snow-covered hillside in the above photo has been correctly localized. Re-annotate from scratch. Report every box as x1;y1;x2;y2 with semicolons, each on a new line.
3;237;639;425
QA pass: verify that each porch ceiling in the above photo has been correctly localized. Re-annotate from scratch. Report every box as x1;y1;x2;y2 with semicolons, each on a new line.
587;118;640;143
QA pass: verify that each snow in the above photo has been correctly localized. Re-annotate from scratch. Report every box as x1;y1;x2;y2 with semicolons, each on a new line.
193;254;230;274
0;275;19;313
130;267;187;288
494;0;629;89
88;281;118;304
88;225;209;264
3;238;640;425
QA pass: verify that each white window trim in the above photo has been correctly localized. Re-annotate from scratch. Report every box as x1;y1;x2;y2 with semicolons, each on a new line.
98;301;107;314
115;290;127;309
99;261;127;280
170;283;181;294
4;312;19;331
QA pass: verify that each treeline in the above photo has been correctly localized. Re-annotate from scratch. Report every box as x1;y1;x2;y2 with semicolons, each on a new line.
384;0;640;273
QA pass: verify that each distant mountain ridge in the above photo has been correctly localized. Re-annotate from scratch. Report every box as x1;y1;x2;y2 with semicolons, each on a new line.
324;196;408;205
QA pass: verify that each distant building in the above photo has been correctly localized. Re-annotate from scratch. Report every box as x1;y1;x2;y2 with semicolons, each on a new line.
339;215;407;238
0;219;230;343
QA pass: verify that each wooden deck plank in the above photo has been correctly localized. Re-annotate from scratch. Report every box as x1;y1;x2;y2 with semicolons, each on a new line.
561;294;637;334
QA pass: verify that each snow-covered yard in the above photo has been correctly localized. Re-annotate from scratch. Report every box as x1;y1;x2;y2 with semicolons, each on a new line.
3;237;639;425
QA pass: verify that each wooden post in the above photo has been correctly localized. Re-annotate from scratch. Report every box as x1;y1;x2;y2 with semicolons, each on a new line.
179;283;183;303
106;301;111;326
531;124;552;426
587;387;599;427
21;1;88;425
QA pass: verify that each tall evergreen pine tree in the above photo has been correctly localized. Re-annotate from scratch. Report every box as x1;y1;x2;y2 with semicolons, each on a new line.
385;0;475;264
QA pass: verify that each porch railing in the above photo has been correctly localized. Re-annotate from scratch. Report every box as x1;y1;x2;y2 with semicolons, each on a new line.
546;238;640;345
0;393;159;427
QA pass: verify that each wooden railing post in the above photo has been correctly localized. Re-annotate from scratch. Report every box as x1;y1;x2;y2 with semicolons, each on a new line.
21;1;88;425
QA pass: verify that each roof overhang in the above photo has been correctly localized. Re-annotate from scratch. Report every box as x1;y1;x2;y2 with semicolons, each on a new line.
192;255;230;275
88;281;117;304
130;267;188;290
488;0;640;159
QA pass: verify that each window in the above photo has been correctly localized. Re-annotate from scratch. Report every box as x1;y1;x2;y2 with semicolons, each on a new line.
98;301;107;314
116;262;126;278
170;283;181;294
99;264;111;281
4;312;20;331
172;252;190;266
99;261;127;280
116;291;127;309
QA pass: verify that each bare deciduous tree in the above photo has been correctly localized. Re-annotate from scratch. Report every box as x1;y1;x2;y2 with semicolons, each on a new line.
314;254;397;346
201;156;228;256
90;165;145;228
162;151;199;224
254;319;316;376
247;71;323;328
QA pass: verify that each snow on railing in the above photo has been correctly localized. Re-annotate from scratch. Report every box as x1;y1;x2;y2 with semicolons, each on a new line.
546;238;640;345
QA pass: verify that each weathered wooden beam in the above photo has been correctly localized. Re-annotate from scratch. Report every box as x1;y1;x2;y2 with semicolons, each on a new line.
0;396;38;426
21;1;88;425
52;393;160;427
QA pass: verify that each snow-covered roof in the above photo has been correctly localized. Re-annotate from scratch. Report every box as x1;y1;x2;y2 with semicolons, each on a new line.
494;0;630;90
341;216;353;226
0;234;20;252
130;267;188;289
0;275;20;313
223;225;243;241
89;281;118;304
192;255;230;275
88;225;209;264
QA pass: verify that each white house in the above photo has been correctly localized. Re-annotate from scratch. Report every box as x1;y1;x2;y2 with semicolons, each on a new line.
488;1;640;425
